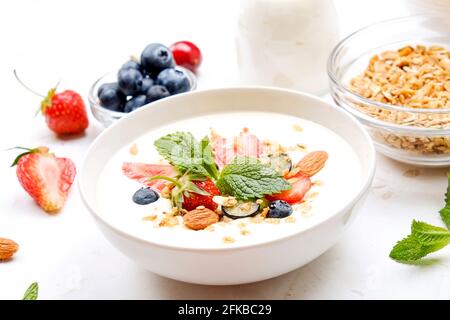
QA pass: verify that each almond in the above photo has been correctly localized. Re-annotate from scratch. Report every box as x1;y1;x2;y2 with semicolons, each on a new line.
296;151;328;177
183;207;219;230
0;238;19;261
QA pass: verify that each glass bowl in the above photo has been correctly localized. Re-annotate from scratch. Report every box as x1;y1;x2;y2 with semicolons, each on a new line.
88;66;197;127
328;15;450;167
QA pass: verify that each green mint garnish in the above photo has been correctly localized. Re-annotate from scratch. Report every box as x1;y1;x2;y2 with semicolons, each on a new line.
154;132;217;179
22;282;39;300
216;156;291;201
390;173;450;263
439;173;450;230
390;221;450;262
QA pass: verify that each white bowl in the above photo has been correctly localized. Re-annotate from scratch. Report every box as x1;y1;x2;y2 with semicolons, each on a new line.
79;87;376;285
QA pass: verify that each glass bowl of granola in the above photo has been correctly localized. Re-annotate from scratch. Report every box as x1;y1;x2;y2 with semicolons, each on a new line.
328;15;450;167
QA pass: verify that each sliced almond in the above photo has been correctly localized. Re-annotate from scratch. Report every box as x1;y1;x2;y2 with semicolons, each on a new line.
296;151;328;177
0;238;19;261
183;207;219;230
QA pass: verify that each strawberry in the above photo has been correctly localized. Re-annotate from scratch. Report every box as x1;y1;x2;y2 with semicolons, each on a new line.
12;147;76;213
266;174;311;204
40;89;89;135
122;162;177;191
181;179;220;211
14;70;89;135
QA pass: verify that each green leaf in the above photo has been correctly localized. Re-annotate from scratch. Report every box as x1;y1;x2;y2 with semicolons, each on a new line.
22;282;38;300
439;173;450;230
200;136;219;180
390;220;450;263
216;156;291;201
154;132;211;178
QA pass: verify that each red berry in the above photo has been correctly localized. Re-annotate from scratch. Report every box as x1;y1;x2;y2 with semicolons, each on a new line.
182;179;220;211
122;162;177;191
266;175;311;204
41;89;89;135
170;41;202;72
13;147;76;213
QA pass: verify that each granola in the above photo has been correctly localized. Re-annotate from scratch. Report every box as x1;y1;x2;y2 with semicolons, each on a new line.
349;45;450;155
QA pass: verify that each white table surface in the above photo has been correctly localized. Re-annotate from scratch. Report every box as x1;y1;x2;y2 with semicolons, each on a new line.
1;0;449;300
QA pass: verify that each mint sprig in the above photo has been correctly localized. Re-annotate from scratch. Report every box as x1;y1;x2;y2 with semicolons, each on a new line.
216;157;291;201
154;132;217;179
439;173;450;229
390;221;450;262
22;282;38;300
390;173;450;263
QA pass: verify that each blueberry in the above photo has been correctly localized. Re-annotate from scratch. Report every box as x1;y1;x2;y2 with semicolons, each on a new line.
140;43;175;77
132;187;159;205
155;68;191;94
120;60;142;72
124;95;148;113
118;68;143;96
146;85;170;103
98;82;126;111
267;200;293;218
139;77;154;94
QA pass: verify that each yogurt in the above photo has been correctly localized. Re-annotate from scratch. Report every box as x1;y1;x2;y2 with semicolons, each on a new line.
96;111;362;249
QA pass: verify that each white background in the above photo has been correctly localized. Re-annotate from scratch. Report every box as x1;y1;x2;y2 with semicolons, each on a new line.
1;0;449;299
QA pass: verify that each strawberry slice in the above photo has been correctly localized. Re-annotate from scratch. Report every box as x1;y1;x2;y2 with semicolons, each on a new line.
122;162;176;191
234;131;262;159
211;129;262;168
13;147;76;213
266;174;312;204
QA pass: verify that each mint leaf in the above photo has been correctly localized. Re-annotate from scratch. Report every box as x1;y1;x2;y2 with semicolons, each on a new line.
390;220;450;262
154;132;211;178
22;282;38;300
439;173;450;229
200;136;219;180
216;157;291;200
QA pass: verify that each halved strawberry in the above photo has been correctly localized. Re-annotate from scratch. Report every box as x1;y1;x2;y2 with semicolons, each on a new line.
122;162;176;191
181;179;220;211
266;174;311;204
12;147;76;213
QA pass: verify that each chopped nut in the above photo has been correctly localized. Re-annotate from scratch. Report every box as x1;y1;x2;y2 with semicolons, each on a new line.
213;196;237;207
129;144;139;155
285;216;296;223
183;207;219;230
142;214;157;221
159;215;179;227
223;236;235;244
292;124;304;132
250;215;265;224
240;229;251;236
260;207;269;218
204;225;215;232
196;205;205;210
265;218;280;224
237;222;247;229
256;199;263;204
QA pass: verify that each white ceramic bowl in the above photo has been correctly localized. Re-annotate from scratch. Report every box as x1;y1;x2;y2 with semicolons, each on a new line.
79;87;376;285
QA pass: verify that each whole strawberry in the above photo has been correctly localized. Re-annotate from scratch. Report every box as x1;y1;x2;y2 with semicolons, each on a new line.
15;70;89;135
41;89;89;135
12;147;76;213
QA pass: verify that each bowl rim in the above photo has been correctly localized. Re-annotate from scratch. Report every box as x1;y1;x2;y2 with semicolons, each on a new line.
79;86;376;252
88;65;197;118
327;14;450;119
